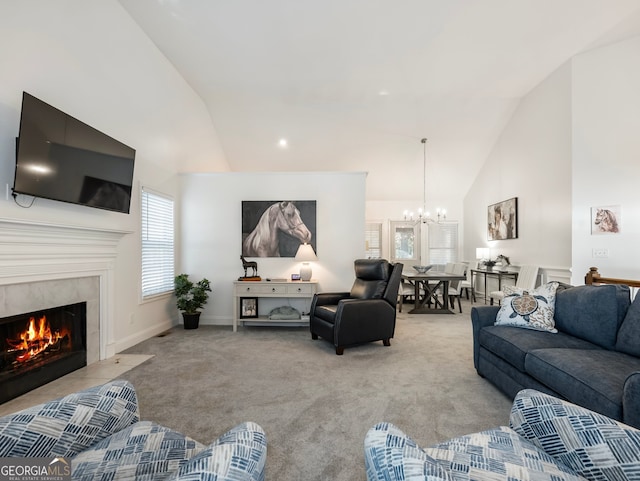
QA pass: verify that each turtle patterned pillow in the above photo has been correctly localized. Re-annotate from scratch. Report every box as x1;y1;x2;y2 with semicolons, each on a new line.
495;281;560;333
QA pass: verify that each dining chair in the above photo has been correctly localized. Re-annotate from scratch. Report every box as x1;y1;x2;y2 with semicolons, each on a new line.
459;260;478;302
435;262;467;313
397;278;416;313
490;265;539;305
446;262;468;313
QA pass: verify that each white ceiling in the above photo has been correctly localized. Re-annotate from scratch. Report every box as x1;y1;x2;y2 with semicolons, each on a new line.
118;0;640;202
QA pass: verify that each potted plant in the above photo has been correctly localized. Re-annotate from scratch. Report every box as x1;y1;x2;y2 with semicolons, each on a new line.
174;274;211;329
483;259;497;269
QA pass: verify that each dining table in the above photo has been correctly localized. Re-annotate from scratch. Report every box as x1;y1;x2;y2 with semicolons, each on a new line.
402;271;467;314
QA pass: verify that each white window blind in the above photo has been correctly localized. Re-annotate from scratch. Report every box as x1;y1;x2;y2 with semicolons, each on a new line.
141;188;175;299
365;223;382;258
428;222;458;265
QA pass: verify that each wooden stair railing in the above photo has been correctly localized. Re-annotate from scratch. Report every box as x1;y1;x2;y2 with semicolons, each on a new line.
585;267;640;288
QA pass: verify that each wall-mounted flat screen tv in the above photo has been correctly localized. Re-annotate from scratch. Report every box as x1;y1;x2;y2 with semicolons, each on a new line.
13;92;136;214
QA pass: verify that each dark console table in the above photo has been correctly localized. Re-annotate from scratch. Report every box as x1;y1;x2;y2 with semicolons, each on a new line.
471;268;518;304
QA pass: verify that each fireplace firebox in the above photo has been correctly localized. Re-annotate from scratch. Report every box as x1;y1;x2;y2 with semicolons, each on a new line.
0;302;87;404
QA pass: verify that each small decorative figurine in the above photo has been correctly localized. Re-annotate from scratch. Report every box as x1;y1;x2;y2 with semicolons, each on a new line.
496;254;511;268
240;255;260;281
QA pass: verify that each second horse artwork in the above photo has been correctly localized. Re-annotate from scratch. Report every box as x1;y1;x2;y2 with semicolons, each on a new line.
241;201;317;257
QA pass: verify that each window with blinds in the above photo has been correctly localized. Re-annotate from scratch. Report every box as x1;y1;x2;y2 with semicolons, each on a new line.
141;188;175;299
365;223;382;258
428;222;459;265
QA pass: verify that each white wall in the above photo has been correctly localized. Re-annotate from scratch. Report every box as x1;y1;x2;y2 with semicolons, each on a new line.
0;1;229;353
571;36;640;283
463;62;573;278
179;172;366;324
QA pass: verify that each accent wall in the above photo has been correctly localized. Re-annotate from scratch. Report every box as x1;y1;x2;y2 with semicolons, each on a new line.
179;172;367;325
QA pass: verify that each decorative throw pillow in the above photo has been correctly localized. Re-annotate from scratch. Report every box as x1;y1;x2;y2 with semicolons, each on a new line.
495;282;560;333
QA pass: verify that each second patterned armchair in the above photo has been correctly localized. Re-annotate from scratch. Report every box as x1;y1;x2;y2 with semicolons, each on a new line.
365;389;640;481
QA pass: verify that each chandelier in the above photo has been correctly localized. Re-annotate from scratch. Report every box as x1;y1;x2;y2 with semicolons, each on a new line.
402;138;446;223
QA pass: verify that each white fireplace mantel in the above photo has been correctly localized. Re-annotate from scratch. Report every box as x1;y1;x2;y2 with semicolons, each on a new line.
0;217;132;361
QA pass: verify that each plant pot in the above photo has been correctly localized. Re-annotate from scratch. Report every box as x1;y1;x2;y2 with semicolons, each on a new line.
182;312;201;330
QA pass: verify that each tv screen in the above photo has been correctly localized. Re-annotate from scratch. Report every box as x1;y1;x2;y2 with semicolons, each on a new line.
13;92;136;214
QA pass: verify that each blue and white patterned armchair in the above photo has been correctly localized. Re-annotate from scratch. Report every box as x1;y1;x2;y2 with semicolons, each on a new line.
365;389;640;481
0;380;267;481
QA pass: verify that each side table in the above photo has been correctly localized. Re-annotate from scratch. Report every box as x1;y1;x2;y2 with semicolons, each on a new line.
471;269;518;304
232;280;318;332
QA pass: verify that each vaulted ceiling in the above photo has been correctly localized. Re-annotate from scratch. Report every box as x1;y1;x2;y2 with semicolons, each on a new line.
119;0;640;202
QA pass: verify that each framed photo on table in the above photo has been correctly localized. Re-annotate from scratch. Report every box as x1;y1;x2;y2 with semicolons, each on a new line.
240;297;259;318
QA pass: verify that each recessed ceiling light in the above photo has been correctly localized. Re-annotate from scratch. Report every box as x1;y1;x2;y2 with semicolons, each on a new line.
378;90;390;96
278;138;288;148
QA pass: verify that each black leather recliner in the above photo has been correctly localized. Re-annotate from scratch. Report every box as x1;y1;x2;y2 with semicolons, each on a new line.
309;259;403;355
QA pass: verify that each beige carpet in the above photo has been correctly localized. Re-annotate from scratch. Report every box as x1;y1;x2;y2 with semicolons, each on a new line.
120;302;511;481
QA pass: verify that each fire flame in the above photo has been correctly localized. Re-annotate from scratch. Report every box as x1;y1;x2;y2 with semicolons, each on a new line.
11;315;67;363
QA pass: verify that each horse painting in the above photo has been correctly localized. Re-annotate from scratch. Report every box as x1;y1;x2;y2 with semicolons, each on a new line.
242;201;313;257
593;208;620;234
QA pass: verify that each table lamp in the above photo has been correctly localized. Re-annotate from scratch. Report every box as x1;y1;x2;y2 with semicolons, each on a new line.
476;247;490;261
294;243;317;281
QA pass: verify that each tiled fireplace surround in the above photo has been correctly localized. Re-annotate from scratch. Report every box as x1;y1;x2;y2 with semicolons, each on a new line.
0;217;130;366
0;218;154;415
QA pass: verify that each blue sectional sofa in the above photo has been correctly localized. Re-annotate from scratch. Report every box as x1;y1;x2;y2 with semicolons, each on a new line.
0;380;267;481
471;283;640;428
365;389;640;481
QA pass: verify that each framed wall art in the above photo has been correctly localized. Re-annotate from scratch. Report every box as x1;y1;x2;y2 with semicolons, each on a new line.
242;200;317;257
240;297;259;319
487;197;518;241
591;205;620;235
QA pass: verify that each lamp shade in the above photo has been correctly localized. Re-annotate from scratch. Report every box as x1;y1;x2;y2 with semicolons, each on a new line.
476;248;490;260
294;243;317;262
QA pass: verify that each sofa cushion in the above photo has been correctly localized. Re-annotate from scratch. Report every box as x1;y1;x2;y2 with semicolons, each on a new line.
525;349;640;421
478;348;561;399
495;282;559;333
615;293;640;357
479;326;601;372
554;285;630;349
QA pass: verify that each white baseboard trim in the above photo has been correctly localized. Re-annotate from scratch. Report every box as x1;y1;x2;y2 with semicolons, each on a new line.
112;319;176;355
198;315;233;326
